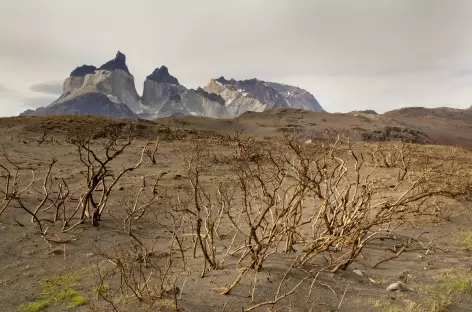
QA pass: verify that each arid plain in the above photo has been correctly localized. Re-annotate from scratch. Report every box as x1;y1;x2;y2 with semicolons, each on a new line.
1;111;472;312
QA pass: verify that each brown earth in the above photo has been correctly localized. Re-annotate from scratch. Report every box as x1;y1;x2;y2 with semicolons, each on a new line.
1;111;472;312
5;106;472;147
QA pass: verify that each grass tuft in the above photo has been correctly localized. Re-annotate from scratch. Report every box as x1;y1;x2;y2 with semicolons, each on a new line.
93;284;110;298
373;299;404;312
436;268;472;294
68;295;87;308
17;274;87;311
456;230;472;250
17;301;49;312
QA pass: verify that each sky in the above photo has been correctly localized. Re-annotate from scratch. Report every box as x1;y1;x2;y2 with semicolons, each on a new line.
1;0;472;117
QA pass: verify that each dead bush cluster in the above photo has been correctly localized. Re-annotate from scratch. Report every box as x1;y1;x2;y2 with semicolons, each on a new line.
1;128;472;311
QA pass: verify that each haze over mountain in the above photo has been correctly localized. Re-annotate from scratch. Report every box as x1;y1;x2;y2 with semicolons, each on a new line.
20;52;324;119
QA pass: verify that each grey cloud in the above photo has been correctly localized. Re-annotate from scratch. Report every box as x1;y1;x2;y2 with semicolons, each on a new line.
0;83;56;109
456;70;472;76
0;84;17;95
29;81;63;95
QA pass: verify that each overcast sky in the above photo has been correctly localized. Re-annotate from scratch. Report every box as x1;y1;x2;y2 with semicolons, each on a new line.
1;0;472;116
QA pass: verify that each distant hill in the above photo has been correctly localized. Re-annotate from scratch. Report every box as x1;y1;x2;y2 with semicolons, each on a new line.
10;104;472;149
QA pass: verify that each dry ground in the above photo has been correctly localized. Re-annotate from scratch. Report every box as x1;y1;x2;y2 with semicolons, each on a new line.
1;115;472;312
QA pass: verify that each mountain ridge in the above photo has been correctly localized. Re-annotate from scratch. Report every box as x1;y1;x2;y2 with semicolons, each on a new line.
20;51;324;120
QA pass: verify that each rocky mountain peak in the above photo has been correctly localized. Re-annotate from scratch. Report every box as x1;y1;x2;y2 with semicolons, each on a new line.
194;87;225;105
206;76;324;114
70;65;97;77
215;76;236;86
98;51;131;75
146;66;180;85
218;77;282;104
215;77;262;92
215;76;227;84
240;78;259;85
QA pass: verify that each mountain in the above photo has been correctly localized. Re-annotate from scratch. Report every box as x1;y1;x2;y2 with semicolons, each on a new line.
203;77;324;116
140;66;187;118
140;66;229;118
20;93;138;119
20;51;325;119
21;52;140;119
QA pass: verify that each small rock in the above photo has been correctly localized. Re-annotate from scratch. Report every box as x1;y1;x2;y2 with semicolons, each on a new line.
386;281;411;292
368;277;379;285
353;269;365;277
304;139;312;144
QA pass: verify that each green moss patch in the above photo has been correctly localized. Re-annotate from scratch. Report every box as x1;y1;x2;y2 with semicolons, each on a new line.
17;275;87;311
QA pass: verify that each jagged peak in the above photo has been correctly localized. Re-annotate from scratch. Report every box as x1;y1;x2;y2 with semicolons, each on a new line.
70;65;97;77
213;77;267;93
215;76;227;84
194;87;225;105
216;76;260;83
215;76;237;86
146;66;179;85
98;51;131;75
241;78;260;84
